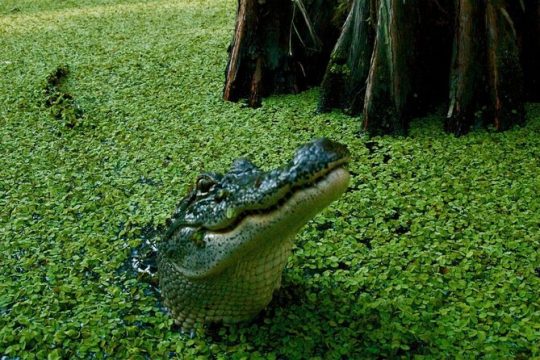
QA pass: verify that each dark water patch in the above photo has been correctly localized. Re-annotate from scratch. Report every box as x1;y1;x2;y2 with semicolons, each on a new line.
268;278;308;309
121;224;161;288
394;224;410;235
364;140;380;154
43;65;84;128
115;222;166;321
315;220;333;231
138;176;163;187
384;208;401;221
358;236;372;250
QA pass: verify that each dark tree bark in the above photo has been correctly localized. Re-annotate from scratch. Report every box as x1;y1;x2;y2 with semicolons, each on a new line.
317;0;375;116
484;0;525;131
446;0;487;134
446;0;525;134
223;0;343;107
362;0;418;135
224;0;538;135
521;0;540;101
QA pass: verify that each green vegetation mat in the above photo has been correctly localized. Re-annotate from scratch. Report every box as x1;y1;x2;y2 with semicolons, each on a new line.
1;0;539;358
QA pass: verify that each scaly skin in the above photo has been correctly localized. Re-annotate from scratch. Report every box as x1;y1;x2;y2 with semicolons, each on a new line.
158;138;350;328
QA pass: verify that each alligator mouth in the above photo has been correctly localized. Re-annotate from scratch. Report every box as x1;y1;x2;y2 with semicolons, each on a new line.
209;160;350;235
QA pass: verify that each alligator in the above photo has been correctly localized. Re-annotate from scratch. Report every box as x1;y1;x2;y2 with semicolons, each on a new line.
158;138;350;329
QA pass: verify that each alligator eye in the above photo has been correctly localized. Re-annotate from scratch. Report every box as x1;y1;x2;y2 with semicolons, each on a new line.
196;176;215;194
226;207;236;219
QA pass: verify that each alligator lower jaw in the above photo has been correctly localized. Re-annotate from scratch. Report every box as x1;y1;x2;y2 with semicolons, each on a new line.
204;167;350;255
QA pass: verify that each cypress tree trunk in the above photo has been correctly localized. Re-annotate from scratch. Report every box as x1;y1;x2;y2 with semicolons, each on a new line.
446;0;525;134
484;0;525;131
446;0;486;134
317;0;375;116
223;0;342;107
223;0;537;135
222;0;291;108
363;0;418;135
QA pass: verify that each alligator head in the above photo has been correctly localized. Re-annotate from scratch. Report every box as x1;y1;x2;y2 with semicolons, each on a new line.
158;138;350;328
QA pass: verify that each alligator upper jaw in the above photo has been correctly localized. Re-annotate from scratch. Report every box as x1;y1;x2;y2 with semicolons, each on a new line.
193;166;351;276
202;156;351;233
